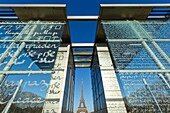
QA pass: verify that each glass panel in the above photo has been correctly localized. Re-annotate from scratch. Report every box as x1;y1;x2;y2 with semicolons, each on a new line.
0;21;64;71
0;21;65;113
157;42;170;58
147;42;170;69
0;24;25;39
103;20;170;112
140;22;169;39
103;20;170;70
91;49;106;112
108;41;159;70
0;42;18;70
102;21;148;39
19;23;64;41
117;72;170;112
0;74;51;113
10;42;60;71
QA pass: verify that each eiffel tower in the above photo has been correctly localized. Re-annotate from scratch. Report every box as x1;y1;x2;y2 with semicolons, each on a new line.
76;80;88;113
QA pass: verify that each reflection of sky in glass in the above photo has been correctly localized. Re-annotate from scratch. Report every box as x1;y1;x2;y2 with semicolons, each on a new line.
0;22;64;71
0;42;18;70
147;42;170;69
125;48;159;70
6;74;51;98
0;24;24;40
116;72;170;111
103;20;170;112
102;21;148;39
10;42;60;70
141;21;170;39
6;74;50;112
103;20;170;70
0;22;65;112
108;41;159;70
157;42;170;58
0;73;51;113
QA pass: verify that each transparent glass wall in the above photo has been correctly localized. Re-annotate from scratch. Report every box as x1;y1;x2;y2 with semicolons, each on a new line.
103;20;170;112
62;52;75;113
0;21;65;113
91;48;107;113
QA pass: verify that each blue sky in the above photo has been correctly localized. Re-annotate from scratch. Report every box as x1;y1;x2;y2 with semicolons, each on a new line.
1;0;170;112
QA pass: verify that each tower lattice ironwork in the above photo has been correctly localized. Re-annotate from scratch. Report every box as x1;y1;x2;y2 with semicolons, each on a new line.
76;81;88;113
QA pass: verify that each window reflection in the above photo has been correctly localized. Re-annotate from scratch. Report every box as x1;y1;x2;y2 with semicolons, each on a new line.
103;20;170;112
0;74;51;113
0;21;65;113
